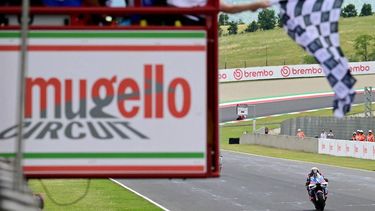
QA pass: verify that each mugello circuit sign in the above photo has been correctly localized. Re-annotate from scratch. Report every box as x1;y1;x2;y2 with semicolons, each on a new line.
0;30;208;177
219;61;375;82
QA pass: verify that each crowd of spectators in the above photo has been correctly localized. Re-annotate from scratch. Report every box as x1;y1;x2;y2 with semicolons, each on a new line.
0;0;138;26
319;129;334;139
317;128;374;142
298;128;374;142
1;0;270;27
351;129;374;142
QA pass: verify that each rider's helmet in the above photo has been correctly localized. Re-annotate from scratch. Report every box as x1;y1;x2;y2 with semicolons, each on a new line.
311;167;319;176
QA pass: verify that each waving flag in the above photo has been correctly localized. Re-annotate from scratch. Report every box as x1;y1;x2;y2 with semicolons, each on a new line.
270;0;356;117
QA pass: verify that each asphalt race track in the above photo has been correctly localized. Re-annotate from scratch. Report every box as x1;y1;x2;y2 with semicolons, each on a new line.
116;151;375;211
219;92;366;123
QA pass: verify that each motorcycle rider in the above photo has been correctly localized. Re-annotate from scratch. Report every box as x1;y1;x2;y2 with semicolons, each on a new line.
305;167;328;200
219;154;223;172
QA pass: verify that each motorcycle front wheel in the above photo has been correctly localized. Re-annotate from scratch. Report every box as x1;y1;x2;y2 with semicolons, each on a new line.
315;192;326;211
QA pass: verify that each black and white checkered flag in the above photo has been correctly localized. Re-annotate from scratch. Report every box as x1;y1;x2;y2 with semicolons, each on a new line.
271;0;356;117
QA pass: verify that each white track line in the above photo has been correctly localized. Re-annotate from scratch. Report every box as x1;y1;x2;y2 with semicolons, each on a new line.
110;178;170;211
219;88;368;107
222;149;375;173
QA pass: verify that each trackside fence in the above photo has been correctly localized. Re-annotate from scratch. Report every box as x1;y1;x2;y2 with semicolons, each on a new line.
240;134;375;160
280;117;375;140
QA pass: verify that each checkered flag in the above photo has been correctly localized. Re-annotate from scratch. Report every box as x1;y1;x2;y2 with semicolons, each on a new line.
270;0;356;117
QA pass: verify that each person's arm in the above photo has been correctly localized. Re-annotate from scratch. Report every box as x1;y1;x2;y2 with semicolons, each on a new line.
220;0;270;14
305;176;310;186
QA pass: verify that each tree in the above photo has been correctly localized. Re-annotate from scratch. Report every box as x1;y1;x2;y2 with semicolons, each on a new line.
276;14;283;28
360;3;372;16
218;14;225;25
353;34;374;61
245;20;258;32
218;13;229;25
238;19;245;24
258;9;276;30
227;21;238;35
370;51;375;61
341;4;357;18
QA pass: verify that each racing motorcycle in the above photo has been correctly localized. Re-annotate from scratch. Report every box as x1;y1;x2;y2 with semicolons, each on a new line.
219;155;223;172
307;174;328;211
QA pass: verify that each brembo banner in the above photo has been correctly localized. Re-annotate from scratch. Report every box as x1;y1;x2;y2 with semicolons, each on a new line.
219;61;375;82
0;30;207;177
318;139;375;160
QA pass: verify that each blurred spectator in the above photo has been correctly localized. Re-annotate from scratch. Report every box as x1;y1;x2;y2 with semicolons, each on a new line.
0;0;44;6
320;129;327;139
82;0;104;6
41;0;93;26
166;0;205;26
101;0;133;26
296;128;305;139
0;15;8;26
138;0;169;26
367;130;374;142
55;0;125;26
351;132;356;141
357;130;366;141
166;0;270;26
265;127;269;135
355;130;360;141
43;0;83;6
100;0;166;26
106;0;127;7
327;130;334;139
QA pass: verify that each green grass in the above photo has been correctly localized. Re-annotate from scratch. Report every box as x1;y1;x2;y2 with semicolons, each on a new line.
219;15;375;68
28;179;162;211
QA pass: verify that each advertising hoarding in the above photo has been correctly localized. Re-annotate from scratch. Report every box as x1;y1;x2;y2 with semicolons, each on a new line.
319;139;375;160
219;62;375;82
0;30;213;178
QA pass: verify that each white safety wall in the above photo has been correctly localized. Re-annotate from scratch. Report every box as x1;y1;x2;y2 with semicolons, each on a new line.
318;139;375;160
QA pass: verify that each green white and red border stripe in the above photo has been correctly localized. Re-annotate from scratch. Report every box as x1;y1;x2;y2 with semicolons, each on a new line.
0;30;208;176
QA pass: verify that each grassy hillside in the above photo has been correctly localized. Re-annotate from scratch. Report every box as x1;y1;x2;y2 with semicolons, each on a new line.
219;15;375;69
